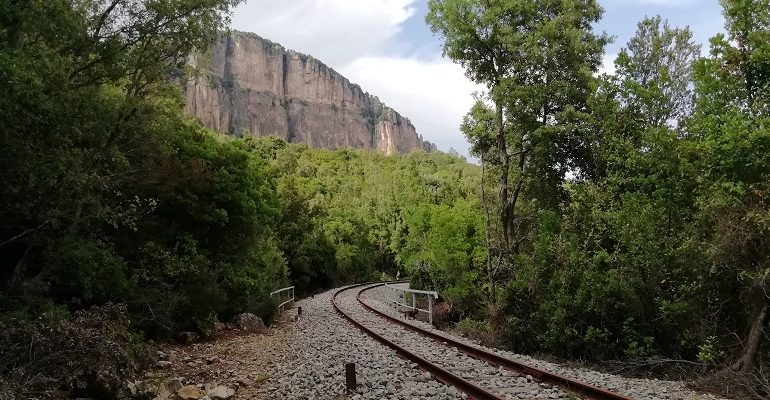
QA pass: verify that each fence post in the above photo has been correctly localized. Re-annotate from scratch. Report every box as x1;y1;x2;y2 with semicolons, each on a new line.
345;363;356;392
428;295;433;326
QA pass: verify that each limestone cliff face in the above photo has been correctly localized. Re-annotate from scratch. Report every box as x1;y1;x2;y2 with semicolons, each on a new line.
184;31;436;155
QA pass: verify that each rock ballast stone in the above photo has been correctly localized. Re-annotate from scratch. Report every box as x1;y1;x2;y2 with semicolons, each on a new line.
209;385;235;399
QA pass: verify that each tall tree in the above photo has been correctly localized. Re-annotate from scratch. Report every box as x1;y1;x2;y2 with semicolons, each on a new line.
427;0;608;301
0;0;252;329
613;16;701;130
461;98;504;301
690;0;770;374
426;0;518;248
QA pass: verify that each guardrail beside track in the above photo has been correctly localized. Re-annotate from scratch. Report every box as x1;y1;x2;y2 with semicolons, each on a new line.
270;285;295;312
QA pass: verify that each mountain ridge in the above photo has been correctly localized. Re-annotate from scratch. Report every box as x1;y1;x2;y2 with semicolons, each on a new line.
184;30;436;155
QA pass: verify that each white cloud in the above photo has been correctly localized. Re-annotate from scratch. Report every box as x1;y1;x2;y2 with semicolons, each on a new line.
231;0;417;65
340;56;483;155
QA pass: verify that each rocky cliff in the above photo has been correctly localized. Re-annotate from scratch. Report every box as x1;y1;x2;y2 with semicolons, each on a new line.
184;31;435;155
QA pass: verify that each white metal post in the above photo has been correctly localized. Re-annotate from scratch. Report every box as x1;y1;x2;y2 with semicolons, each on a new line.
270;286;296;312
428;295;433;325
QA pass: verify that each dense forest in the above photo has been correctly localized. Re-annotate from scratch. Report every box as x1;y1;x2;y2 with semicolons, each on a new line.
424;0;770;397
0;0;768;399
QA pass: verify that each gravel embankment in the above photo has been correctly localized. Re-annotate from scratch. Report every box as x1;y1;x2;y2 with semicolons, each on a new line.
259;286;466;399
361;284;728;400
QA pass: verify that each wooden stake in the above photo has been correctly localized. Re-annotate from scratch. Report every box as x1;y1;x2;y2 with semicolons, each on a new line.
345;362;356;392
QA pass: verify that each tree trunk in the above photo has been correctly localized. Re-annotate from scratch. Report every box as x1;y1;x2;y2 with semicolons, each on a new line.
495;99;510;246
729;287;768;373
480;152;496;303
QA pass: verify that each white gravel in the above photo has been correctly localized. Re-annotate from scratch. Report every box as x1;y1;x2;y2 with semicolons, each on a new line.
361;283;729;400
259;285;467;399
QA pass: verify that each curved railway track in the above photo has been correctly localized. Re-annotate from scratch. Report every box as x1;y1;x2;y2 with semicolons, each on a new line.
332;282;636;400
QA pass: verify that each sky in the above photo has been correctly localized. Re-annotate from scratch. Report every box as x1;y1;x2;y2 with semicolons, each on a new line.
231;0;725;157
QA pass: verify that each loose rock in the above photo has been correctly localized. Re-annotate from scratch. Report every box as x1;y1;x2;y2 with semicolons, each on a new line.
233;313;266;333
176;385;202;399
208;385;235;399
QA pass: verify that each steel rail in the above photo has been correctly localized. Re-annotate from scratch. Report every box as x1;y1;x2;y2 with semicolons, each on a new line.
332;282;504;400
358;283;635;400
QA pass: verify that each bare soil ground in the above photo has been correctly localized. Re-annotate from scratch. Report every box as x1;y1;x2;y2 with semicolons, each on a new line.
141;310;298;399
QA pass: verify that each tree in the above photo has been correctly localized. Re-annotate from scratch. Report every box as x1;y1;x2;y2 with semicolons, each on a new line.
0;0;284;335
576;19;704;351
461;98;506;302
427;0;608;302
426;0;520;251
613;16;701;130
689;0;770;373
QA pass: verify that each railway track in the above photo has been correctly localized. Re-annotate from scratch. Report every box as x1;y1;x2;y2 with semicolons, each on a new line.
333;282;636;400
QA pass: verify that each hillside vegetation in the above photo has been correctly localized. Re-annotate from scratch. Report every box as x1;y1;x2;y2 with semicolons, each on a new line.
1;0;769;399
425;0;770;397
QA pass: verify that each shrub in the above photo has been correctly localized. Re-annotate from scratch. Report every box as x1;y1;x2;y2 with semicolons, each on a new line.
0;304;154;399
455;318;497;347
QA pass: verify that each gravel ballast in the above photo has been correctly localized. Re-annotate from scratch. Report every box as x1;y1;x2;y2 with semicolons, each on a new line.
339;284;571;400
361;283;728;400
259;286;466;399
136;283;732;399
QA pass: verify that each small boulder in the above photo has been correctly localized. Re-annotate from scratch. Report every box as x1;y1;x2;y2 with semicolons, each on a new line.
235;377;252;387
177;385;203;399
166;378;184;393
156;360;172;369
208;385;235;399
233;313;266;333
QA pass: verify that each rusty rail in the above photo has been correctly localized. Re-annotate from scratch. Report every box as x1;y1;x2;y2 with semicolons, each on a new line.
358;283;635;400
332;282;503;400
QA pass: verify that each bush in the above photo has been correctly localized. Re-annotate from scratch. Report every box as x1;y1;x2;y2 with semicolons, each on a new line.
455;318;497;347
0;304;153;399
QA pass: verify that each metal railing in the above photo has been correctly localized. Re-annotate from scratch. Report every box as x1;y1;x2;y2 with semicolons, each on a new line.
270;286;295;311
383;283;439;325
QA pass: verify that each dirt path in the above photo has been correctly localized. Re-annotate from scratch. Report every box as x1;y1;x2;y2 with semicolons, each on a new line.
139;311;298;399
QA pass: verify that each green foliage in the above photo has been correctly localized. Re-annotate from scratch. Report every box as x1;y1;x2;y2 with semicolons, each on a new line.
431;0;770;376
698;336;726;364
252;141;484;298
3;0;770;392
0;0;294;341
